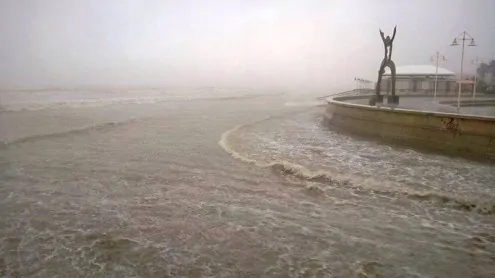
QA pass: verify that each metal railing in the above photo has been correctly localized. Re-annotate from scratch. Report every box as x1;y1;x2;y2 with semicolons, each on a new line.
316;88;374;100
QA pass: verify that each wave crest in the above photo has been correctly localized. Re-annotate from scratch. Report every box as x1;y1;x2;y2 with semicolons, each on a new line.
219;122;495;215
1;119;136;147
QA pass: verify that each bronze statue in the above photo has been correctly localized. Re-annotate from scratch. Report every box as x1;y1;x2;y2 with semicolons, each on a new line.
380;26;396;67
372;26;398;105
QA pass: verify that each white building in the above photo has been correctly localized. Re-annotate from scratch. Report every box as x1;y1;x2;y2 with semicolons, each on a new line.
382;65;457;94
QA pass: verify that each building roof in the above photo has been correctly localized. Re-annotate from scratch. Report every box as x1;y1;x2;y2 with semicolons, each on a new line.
384;65;455;76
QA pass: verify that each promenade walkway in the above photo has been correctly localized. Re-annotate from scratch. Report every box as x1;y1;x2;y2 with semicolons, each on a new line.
344;95;495;117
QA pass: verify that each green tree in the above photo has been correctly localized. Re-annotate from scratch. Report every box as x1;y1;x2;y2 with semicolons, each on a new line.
476;60;495;93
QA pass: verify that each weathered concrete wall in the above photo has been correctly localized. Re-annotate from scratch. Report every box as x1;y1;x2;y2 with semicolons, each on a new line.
439;99;495;107
324;96;495;161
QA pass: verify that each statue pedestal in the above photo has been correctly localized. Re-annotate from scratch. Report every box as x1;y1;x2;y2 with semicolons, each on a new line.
387;95;400;105
369;95;384;106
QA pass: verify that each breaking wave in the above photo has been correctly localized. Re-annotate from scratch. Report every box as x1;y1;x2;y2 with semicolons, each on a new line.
219;120;495;215
0;119;136;147
0;99;159;113
0;92;284;113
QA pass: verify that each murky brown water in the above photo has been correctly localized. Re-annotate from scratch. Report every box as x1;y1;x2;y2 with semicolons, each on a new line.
1;90;494;277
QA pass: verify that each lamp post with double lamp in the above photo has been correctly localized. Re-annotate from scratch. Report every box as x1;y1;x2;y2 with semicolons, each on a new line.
472;56;483;99
354;77;373;94
354;77;361;93
430;51;447;102
450;31;477;112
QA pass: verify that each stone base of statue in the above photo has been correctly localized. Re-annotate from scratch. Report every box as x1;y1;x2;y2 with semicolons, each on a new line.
387;95;400;105
368;97;375;106
369;95;384;106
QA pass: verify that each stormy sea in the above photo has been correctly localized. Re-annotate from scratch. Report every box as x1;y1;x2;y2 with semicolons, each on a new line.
1;88;494;277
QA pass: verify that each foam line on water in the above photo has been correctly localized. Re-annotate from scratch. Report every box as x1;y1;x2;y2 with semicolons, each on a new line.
219;117;495;215
0;92;286;113
0;119;137;147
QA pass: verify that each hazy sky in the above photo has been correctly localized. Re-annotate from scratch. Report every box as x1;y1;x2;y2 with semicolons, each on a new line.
1;0;494;89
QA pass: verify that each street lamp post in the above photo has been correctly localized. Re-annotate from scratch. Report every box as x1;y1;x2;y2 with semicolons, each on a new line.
450;31;477;112
354;77;372;94
472;56;482;99
430;51;447;102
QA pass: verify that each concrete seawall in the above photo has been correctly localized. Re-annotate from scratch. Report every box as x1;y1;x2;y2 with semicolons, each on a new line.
324;95;495;161
439;99;495;107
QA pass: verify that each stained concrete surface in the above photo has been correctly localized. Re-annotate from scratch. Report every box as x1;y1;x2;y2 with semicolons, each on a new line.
345;95;495;116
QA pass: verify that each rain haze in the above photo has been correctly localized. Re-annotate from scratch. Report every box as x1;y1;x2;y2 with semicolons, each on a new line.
1;0;494;89
1;1;495;278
